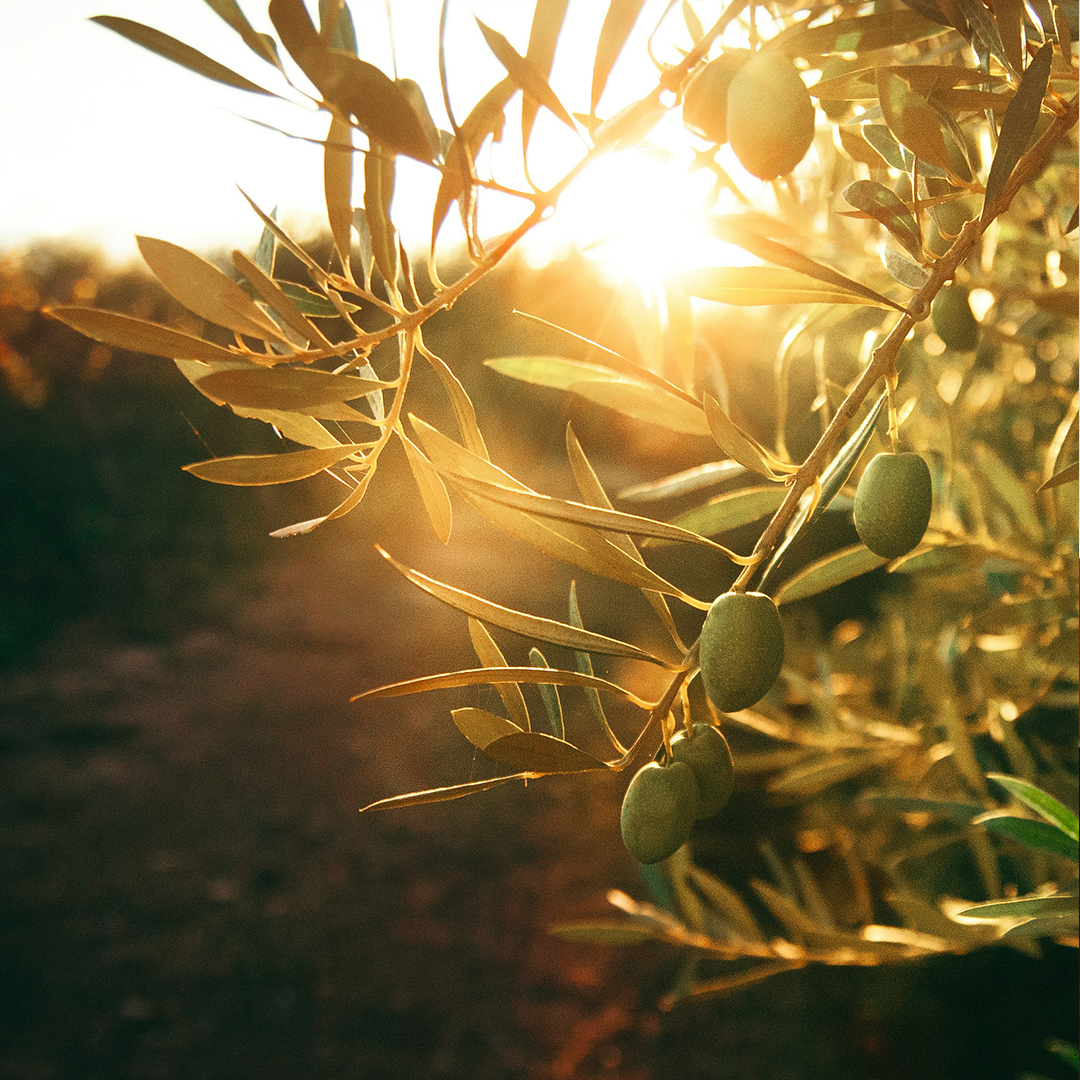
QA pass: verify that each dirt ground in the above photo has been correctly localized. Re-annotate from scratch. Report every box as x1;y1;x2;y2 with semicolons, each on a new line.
1;505;1077;1080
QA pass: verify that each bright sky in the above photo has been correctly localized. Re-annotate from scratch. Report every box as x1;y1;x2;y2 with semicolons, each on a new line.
0;0;719;274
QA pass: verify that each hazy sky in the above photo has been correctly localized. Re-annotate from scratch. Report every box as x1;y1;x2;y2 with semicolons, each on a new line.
0;0;677;266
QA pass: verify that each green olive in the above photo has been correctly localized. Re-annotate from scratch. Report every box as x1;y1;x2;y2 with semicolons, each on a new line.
620;761;700;864
699;591;784;713
670;723;735;818
726;52;816;179
853;452;933;559
681;51;751;145
931;286;980;352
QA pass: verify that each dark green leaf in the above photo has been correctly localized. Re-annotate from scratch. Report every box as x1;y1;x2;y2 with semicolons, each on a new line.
987;774;1080;840
981;43;1054;222
529;648;565;739
776;544;888;605
976;813;1080;861
669;486;788;538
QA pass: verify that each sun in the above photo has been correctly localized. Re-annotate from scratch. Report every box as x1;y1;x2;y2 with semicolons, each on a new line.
520;142;751;294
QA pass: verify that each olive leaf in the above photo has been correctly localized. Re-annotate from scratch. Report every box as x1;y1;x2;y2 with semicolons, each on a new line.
568;581;626;755
183;443;367;486
619;461;747;502
231;251;330;347
268;468;374;536
201;0;284;69
973;813;1080;861
469;618;530;731
842;181;923;260
769;9;944;56
398;431;453;544
703;394;789;481
987;774;1080;841
591;0;649;115
359;775;525;812
364;146;399;288
193;368;393;411
451;706;523;750
91;15;280;95
529;648;565;739
666;486;789;540
522;0;572;155
775;545;888;605
324;115;354;276
681;267;888;307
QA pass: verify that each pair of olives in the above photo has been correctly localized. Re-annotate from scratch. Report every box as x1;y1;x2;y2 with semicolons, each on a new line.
620;723;735;864
682;49;816;180
854;452;933;559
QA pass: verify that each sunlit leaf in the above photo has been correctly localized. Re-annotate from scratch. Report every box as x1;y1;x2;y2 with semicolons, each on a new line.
619;461;746;501
46;306;240;364
953;0;1018;76
567;582;626;753
591;0;648;114
194;367;392;411
771;9;945;56
486;354;622;390
842;181;922;260
592;89;666;150
451;706;522;749
703;394;787;481
862;124;909;170
838;124;890;168
877;70;960;176
476;19;577;131
364;146;399;287
419;343;488;459
522;0;571;154
231;251;329;347
90;15;278;95
359;774;523;812
351;666;651;708
442;470;740;554
669;486;788;539
775;544;888;605
482;730;608;772
982;43;1054;221
202;0;283;68
324;115;354;275
884;248;931;289
685;266;885;308
376;545;670;665
269;467;373;535
318;0;357;53
708;218;905;312
268;0;436;163
183;442;366;485
1037;460;1078;493
975;814;1080;860
398;432;452;544
469;618;530;731
573;379;712;436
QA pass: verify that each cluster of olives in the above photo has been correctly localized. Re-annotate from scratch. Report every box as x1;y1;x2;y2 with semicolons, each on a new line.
854;452;933;559
620;723;735;864
682;49;816;180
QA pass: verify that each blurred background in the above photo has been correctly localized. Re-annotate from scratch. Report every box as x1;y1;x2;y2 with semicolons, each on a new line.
1;3;1077;1080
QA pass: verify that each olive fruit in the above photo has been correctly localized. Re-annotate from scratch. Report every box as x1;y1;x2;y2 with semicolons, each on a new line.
699;591;784;713
931;286;979;351
620;761;700;864
670;723;735;818
681;50;751;145
726;52;816;180
853;452;933;559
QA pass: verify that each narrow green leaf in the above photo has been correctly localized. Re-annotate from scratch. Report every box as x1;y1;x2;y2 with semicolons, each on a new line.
469;618;531;731
90;15;278;95
703;394;787;481
842;181;922;260
953;0;1019;76
591;0;648;114
46;306;241;365
669;486;788;539
982;43;1054;221
567;582;625;753
619;461;746;502
351;666;651;708
451;706;522;749
529;647;565;738
483;730;608;772
863;124;909;170
359;774;523;812
987;774;1080;840
194;368;392;411
776;544;888;605
859;792;984;821
975;814;1080;860
476;19;577;131
183;443;366;486
398;432;453;544
954;893;1079;919
376;545;670;665
682;266;885;307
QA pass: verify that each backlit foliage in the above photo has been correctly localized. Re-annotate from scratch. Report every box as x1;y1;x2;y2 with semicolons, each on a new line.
50;0;1077;999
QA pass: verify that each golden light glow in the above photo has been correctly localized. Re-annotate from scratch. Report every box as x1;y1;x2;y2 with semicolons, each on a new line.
521;144;752;293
